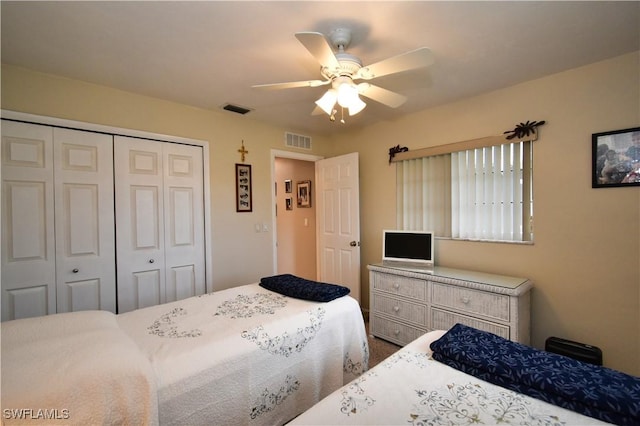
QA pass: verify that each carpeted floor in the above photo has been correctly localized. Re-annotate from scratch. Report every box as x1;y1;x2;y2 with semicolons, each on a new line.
365;321;401;368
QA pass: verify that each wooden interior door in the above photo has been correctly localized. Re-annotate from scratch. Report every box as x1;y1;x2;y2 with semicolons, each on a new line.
1;121;56;320
315;152;361;303
53;127;116;313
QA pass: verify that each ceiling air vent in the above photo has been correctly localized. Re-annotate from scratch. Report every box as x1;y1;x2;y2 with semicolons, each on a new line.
285;132;312;150
222;103;253;115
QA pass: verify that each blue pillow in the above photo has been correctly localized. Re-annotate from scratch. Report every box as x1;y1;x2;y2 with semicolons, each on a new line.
430;324;640;425
259;274;350;302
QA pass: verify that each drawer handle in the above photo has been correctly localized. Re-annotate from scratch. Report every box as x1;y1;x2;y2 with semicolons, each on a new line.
393;283;400;290
461;296;470;304
393;306;400;313
394;329;400;335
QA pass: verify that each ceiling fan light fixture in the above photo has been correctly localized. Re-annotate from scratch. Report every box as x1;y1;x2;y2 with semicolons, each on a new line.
348;97;367;116
315;89;338;115
335;82;366;116
337;82;358;108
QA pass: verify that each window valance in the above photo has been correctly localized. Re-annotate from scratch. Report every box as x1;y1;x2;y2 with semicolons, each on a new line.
391;135;512;163
389;120;545;163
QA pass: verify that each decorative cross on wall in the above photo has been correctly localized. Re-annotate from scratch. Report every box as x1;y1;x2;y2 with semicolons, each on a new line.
238;140;249;163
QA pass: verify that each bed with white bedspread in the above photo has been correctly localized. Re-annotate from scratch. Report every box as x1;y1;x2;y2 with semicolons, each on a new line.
293;324;640;426
1;280;368;425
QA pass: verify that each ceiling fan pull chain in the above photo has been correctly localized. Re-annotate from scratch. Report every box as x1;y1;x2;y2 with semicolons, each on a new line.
340;107;346;124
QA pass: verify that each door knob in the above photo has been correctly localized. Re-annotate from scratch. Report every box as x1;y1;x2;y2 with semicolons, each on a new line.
349;241;360;247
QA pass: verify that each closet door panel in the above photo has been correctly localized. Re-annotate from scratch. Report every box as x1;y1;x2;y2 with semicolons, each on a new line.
171;265;196;301
54;128;115;313
1;121;55;320
133;270;162;309
115;136;166;313
4;286;49;320
164;144;206;302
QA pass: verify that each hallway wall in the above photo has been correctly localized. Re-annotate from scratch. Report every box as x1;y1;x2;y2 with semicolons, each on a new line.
275;157;316;279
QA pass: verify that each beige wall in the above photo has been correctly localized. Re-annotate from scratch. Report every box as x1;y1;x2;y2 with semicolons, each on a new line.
2;51;638;375
332;52;640;375
275;157;317;279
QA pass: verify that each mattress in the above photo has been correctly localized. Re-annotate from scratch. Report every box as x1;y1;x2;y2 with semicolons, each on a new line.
291;330;610;425
1;310;158;425
116;283;368;425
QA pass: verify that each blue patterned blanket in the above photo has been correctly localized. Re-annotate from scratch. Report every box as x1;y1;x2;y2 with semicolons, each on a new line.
430;323;640;425
260;274;350;302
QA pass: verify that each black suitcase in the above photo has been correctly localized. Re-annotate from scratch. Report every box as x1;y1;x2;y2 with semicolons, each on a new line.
545;336;602;366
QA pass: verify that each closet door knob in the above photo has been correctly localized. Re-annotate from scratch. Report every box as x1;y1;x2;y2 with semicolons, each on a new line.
72;268;79;273
149;259;155;263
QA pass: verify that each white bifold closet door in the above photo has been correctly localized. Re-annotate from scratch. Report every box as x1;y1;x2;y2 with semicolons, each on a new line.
1;121;116;321
114;136;205;313
53;127;115;314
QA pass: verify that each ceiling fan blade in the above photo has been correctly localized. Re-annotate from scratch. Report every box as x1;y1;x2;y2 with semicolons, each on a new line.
358;83;407;108
355;47;434;80
252;79;330;90
295;32;341;70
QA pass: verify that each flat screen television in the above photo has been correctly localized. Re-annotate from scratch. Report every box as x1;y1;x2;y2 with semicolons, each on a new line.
382;230;434;268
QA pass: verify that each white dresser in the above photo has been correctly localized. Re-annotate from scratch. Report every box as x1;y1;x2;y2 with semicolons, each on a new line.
368;263;532;345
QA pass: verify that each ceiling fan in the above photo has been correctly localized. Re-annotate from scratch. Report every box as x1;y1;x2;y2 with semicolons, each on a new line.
252;28;434;122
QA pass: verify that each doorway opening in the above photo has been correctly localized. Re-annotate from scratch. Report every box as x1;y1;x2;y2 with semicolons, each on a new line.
270;150;323;280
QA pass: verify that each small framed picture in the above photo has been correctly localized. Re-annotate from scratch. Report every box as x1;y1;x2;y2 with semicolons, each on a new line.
285;197;293;211
284;179;292;193
592;127;640;188
297;180;311;208
235;163;252;212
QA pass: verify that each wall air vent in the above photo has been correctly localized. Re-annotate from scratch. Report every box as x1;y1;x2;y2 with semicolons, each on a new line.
285;132;312;150
222;103;253;115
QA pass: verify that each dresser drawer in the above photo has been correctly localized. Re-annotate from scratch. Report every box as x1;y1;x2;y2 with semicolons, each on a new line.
371;315;426;346
372;293;427;326
431;308;510;340
431;282;510;322
371;272;427;301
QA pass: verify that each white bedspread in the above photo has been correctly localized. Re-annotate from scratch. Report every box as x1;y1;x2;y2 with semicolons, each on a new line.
116;283;368;426
1;310;158;425
292;330;610;426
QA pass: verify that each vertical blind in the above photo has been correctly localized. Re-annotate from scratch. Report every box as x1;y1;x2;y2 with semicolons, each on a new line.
397;141;532;242
397;155;451;236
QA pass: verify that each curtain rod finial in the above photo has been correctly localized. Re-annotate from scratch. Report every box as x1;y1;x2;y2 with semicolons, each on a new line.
504;120;546;141
389;145;409;164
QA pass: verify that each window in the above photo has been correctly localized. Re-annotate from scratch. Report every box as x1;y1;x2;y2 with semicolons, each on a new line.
397;141;533;243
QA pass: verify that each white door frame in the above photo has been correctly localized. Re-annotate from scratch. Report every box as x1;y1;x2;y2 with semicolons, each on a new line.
270;149;323;274
1;110;214;293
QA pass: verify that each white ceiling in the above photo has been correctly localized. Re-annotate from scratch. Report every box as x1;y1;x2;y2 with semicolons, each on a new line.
2;1;639;136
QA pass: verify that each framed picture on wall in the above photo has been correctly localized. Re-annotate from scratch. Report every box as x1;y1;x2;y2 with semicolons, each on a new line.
297;180;311;207
592;127;640;188
235;163;252;212
285;179;292;193
285;197;293;210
